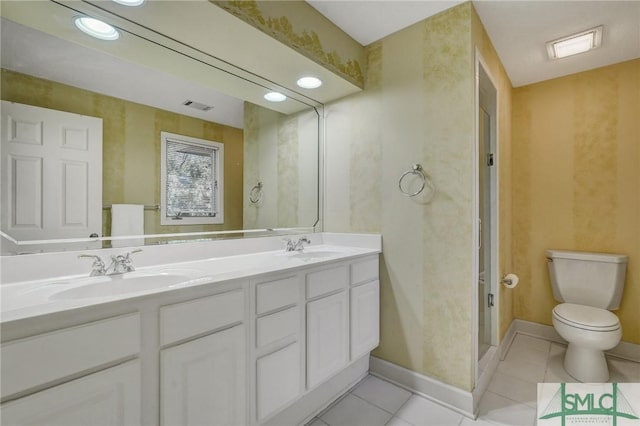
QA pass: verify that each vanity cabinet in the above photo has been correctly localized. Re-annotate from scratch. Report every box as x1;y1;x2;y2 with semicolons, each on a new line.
0;313;142;425
252;274;303;423
349;257;380;361
1;251;380;426
305;265;350;389
159;289;246;426
161;325;246;426
1;361;141;426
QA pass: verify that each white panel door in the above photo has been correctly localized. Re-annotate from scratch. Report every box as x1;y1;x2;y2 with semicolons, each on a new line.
1;101;102;241
350;280;380;360
0;360;141;426
306;291;349;389
161;325;246;426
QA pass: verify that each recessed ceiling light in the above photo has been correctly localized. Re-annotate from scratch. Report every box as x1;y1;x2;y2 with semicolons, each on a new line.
546;26;603;60
74;16;120;40
112;0;146;5
264;92;287;102
296;76;322;89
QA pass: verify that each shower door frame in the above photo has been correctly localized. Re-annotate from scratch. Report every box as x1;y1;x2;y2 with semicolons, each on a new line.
472;50;500;382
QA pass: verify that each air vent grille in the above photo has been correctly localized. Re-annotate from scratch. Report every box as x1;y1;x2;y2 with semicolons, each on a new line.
182;100;214;111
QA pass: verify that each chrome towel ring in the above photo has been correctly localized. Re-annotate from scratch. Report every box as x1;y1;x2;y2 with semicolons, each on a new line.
398;164;433;197
249;181;263;204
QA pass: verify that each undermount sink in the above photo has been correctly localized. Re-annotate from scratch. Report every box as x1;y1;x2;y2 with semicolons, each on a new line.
50;272;192;300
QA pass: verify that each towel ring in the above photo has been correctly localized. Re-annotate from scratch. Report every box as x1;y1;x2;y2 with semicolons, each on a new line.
249;181;263;204
398;164;427;197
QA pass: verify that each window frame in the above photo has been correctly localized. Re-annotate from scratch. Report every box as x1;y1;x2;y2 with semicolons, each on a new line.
160;131;224;226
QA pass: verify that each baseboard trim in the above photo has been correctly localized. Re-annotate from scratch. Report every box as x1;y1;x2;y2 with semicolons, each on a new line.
369;356;474;419
512;319;640;363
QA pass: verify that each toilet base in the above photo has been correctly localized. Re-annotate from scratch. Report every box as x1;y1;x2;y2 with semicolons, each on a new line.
564;344;610;382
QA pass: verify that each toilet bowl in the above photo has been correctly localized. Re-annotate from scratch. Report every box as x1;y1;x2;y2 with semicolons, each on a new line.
547;249;627;383
552;303;621;382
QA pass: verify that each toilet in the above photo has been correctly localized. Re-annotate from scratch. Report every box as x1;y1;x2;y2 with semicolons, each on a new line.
547;249;628;382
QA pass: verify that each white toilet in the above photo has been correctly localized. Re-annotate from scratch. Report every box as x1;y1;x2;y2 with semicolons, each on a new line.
547;249;628;382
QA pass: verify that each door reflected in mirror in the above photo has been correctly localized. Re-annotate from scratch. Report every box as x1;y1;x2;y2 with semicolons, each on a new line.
0;2;320;254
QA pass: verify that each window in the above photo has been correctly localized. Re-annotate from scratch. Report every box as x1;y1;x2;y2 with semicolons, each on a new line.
160;132;223;225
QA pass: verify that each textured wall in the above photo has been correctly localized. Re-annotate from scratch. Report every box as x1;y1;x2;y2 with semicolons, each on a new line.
325;3;481;391
512;59;640;344
1;69;244;236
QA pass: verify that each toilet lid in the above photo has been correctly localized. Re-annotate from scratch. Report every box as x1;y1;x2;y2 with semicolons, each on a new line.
553;303;620;331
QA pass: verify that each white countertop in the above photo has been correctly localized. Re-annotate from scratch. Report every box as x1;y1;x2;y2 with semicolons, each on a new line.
1;233;381;324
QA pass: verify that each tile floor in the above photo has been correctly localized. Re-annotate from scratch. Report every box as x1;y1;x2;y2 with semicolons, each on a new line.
307;334;640;426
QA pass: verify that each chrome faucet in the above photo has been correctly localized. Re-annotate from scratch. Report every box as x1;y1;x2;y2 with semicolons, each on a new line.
78;249;142;276
283;237;310;252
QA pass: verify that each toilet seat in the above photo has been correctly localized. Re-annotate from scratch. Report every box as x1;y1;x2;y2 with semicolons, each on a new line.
553;303;620;332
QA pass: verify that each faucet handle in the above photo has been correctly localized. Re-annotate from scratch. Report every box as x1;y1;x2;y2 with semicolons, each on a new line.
78;254;106;276
282;238;295;252
125;249;143;259
117;249;143;273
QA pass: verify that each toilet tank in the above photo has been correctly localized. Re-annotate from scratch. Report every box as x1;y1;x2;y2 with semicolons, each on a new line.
547;250;628;310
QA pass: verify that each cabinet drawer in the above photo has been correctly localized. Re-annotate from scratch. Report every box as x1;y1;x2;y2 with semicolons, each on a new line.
256;275;299;315
0;313;140;399
160;289;244;346
306;265;348;299
256;306;299;348
350;256;379;286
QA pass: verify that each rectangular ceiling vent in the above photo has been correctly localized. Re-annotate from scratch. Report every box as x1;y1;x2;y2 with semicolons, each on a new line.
182;100;214;111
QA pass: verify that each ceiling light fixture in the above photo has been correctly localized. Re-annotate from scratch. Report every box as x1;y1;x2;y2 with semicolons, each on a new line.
74;16;120;40
296;76;322;89
546;25;603;60
112;0;146;5
264;92;287;102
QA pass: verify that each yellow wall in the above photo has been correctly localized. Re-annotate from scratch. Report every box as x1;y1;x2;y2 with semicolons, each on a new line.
512;59;640;344
1;69;244;236
324;2;511;391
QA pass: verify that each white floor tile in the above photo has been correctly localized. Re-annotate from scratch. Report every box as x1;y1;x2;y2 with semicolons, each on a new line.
487;371;537;408
307;418;330;426
352;376;412;414
476;391;536;426
608;356;640;382
385;416;414;426
497;358;546;384
548;342;566;357
320;394;392;426
395;395;463;426
504;345;549;367
459;416;496;426
509;334;551;354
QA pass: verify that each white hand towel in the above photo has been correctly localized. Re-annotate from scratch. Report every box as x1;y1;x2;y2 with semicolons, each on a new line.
111;204;144;247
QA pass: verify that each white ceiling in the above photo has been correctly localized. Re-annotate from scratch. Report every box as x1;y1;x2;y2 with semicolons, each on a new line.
306;0;465;46
308;0;640;87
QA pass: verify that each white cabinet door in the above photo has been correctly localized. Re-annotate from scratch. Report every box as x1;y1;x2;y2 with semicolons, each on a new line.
350;280;380;360
306;291;349;389
0;360;141;426
256;342;301;422
161;325;246;426
0;101;102;241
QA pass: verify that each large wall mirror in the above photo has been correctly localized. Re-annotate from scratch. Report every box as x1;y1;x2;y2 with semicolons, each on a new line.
0;1;322;254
